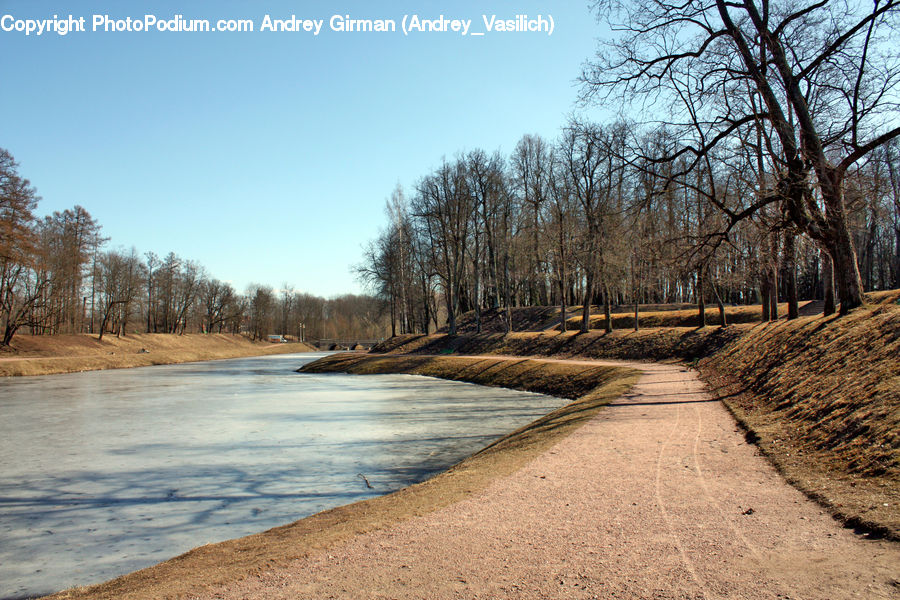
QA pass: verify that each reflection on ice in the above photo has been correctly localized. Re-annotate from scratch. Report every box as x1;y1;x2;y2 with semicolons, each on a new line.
0;353;564;599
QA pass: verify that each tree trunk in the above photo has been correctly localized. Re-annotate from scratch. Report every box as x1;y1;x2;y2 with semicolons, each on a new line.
421;277;430;335
894;225;900;289
769;266;779;321
559;276;567;332
98;303;116;341
783;231;799;320
390;291;397;338
823;252;836;316
473;249;482;334
445;290;457;336
697;268;706;328
580;271;593;333
817;171;865;314
474;304;481;334
2;323;18;347
768;231;779;322
708;269;727;327
827;223;865;315
603;285;612;333
504;252;513;334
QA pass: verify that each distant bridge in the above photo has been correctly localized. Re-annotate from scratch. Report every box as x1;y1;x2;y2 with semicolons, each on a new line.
314;339;381;351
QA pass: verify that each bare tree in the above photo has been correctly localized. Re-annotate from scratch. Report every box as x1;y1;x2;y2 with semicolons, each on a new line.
0;149;44;347
41;206;102;332
512;135;553;305
247;284;275;340
583;0;900;314
97;248;143;340
413;159;473;335
201;278;238;333
559;119;622;332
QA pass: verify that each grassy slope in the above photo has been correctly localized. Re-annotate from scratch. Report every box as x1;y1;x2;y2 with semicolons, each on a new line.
300;353;638;401
373;326;744;362
700;295;900;538
557;301;816;330
0;333;316;376
445;300;821;333
375;292;900;538
48;356;638;600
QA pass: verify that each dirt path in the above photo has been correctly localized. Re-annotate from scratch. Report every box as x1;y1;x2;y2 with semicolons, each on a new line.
196;357;899;599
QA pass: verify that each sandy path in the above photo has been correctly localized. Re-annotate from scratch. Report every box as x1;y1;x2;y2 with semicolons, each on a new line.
196;357;899;599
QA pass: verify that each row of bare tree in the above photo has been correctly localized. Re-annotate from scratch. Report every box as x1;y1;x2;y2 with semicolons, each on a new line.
0;150;388;346
359;0;900;335
360;125;899;335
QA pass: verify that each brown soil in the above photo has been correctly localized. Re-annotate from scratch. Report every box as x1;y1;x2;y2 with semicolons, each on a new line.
0;333;316;376
44;356;638;600
189;357;900;598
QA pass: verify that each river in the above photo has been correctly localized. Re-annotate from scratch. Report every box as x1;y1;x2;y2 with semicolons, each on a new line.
0;352;565;599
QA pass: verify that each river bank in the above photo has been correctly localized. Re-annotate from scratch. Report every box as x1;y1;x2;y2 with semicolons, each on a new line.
0;333;315;377
44;356;638;600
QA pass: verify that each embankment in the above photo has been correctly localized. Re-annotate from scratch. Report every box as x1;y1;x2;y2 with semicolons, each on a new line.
700;299;900;538
371;325;744;361
361;294;900;538
46;356;638;600
0;333;316;377
299;353;638;401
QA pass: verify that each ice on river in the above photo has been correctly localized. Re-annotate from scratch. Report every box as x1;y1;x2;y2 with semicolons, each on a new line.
0;353;564;599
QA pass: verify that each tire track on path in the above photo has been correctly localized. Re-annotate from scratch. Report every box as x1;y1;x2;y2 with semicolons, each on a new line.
655;403;712;599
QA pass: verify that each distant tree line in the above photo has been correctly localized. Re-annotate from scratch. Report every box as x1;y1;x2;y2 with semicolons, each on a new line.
0;149;388;347
359;0;900;335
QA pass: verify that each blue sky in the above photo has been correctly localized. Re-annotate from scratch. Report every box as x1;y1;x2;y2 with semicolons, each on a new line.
0;1;607;297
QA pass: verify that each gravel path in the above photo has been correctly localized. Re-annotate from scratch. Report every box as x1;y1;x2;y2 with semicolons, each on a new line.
197;358;899;599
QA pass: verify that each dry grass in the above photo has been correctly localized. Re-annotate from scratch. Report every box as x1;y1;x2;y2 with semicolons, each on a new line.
557;302;810;330
446;300;825;333
300;353;637;401
372;326;743;362
46;355;638;600
0;333;315;377
700;291;900;538
440;305;563;333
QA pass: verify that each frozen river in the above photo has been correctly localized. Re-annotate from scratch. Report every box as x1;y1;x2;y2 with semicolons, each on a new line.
0;352;565;599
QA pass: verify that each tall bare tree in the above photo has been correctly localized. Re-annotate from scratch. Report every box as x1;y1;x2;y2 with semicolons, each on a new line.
583;0;900;314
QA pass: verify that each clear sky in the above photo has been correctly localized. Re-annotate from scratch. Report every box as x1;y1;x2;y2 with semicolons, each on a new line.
0;1;607;297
